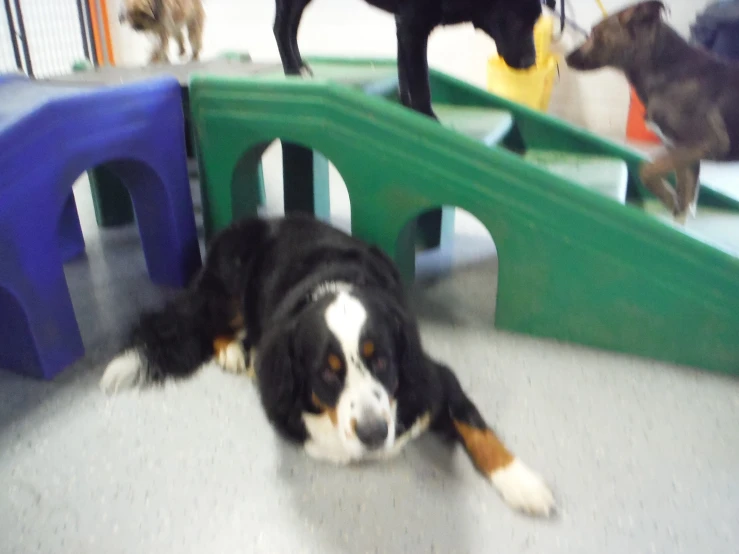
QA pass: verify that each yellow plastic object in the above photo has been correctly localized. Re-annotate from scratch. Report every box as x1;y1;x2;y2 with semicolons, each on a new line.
534;14;554;65
486;53;559;111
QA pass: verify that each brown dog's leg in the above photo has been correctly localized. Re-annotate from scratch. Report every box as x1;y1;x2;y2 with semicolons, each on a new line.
675;162;701;223
642;144;716;222
642;108;728;221
187;4;204;61
639;162;679;215
174;29;186;57
149;27;170;64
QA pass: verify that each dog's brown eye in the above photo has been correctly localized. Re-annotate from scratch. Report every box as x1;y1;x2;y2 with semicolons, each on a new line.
322;368;339;384
327;354;342;371
362;340;375;357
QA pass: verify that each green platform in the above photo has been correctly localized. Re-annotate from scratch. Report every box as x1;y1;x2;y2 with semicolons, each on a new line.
188;56;739;376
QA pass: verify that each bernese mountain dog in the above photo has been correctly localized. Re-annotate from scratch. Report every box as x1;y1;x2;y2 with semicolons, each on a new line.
101;214;555;517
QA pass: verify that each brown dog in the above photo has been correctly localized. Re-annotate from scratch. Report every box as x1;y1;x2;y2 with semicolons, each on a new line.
565;0;739;223
119;0;205;64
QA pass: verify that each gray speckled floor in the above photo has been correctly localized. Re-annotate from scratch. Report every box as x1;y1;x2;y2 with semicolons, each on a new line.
2;147;739;554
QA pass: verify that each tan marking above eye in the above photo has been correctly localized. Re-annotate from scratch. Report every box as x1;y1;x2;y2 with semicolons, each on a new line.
362;340;375;357
328;353;342;371
312;393;338;425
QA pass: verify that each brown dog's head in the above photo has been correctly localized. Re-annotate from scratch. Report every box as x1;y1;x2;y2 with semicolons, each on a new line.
565;0;666;71
118;0;164;31
474;0;542;70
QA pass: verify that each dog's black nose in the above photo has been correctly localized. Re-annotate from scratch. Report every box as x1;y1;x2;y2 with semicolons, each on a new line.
356;419;388;449
565;50;579;66
518;53;536;69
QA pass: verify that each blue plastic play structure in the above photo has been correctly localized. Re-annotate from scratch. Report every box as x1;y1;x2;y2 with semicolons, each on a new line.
0;75;201;379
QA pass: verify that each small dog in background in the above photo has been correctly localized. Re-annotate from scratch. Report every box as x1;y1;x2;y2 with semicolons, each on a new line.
119;0;205;64
566;0;739;223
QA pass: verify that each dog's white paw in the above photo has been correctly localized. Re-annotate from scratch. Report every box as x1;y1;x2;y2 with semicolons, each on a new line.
673;211;689;225
491;459;555;517
217;341;248;375
100;350;143;395
245;347;257;380
689;200;697;218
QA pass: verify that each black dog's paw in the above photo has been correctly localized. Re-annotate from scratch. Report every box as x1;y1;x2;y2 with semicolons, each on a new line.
402;103;438;121
421;108;439;121
299;63;314;78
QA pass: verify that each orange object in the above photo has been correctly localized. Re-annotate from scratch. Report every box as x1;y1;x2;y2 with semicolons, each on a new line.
626;87;660;143
99;0;116;65
87;0;103;65
87;0;116;66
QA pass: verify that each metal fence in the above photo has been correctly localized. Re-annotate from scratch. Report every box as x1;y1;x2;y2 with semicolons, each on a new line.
1;0;98;78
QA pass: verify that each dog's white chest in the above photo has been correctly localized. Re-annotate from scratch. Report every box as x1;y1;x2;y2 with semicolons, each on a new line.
301;411;430;465
302;412;363;464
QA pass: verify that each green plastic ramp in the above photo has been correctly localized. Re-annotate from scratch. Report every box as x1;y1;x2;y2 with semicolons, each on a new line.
189;57;739;377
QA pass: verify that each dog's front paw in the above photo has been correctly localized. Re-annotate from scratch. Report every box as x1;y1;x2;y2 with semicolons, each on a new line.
673;210;689;225
491;459;556;517
149;49;165;62
689;200;697;217
299;63;314;78
216;341;248;375
244;347;257;380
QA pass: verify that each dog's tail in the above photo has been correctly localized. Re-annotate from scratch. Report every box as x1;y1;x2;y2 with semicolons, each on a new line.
99;217;276;395
100;289;228;394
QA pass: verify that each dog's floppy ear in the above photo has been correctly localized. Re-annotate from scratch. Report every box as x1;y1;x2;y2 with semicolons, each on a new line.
255;323;307;441
388;300;426;389
367;245;405;299
618;1;666;27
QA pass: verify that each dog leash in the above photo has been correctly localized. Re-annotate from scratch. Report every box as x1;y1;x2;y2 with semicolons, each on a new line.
543;0;566;33
545;0;609;39
595;0;608;18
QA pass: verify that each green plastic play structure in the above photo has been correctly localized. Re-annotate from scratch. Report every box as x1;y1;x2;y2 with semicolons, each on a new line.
187;56;739;376
54;54;739;376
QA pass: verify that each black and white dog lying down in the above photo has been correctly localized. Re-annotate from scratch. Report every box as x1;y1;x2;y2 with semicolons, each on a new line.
101;214;555;516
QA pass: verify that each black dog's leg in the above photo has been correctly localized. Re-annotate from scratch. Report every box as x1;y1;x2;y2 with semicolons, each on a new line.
274;0;314;75
395;13;436;119
396;37;411;107
288;0;314;75
274;0;296;73
431;361;555;516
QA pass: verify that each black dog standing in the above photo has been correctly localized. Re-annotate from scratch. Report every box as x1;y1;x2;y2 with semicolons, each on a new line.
274;0;543;118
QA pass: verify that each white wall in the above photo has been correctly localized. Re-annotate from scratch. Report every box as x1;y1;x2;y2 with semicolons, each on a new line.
107;0;712;139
